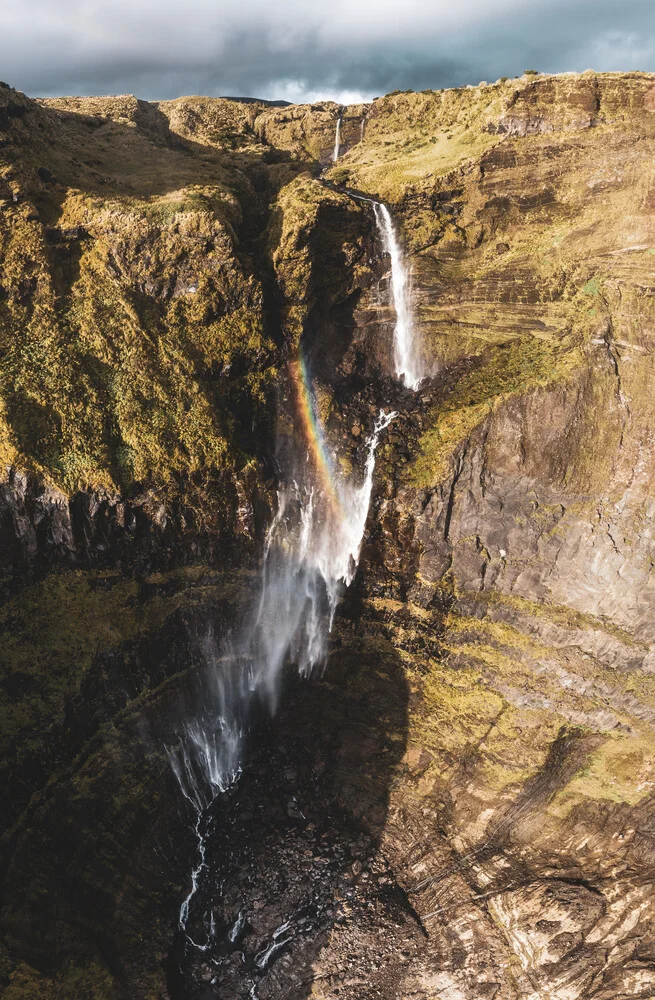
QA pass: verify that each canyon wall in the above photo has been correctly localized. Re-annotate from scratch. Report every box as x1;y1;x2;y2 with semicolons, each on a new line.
1;72;654;999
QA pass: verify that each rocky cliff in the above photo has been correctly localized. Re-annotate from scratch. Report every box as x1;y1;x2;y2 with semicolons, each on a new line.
1;72;655;999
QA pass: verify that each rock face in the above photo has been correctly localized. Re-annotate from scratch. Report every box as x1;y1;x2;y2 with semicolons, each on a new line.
1;72;655;999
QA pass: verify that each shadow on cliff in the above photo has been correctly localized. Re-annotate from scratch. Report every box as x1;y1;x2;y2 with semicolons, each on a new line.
0;587;409;1000
0;600;222;997
166;607;410;1000
0;105;321;598
0;100;412;998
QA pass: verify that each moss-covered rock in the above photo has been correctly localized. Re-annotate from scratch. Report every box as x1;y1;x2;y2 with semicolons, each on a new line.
2;73;655;999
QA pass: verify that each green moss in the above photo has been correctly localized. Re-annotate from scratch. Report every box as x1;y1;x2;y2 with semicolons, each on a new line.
582;276;601;296
446;610;543;653
405;653;564;790
368;592;655;802
470;587;648;650
2;961;117;999
267;174;367;346
549;735;655;816
408;336;582;488
0;141;276;496
0;567;234;756
325;85;509;201
331;167;351;185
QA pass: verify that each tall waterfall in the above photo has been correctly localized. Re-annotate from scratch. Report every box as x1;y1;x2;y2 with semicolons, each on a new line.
169;187;421;947
372;202;423;390
333;116;341;162
169;356;395;932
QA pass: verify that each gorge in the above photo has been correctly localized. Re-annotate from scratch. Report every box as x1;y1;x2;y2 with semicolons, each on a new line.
1;71;655;1000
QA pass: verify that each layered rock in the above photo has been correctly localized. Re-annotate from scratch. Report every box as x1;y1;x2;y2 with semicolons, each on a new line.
1;72;654;999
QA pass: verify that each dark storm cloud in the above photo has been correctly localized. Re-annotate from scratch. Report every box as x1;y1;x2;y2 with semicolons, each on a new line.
2;0;655;102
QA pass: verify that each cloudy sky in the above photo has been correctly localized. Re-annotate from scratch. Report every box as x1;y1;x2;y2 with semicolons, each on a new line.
3;0;655;103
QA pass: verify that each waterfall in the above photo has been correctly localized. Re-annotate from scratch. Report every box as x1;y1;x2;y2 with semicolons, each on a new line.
347;192;422;388
372;202;423;390
168;189;419;949
333;116;341;162
168;374;396;934
360;116;366;142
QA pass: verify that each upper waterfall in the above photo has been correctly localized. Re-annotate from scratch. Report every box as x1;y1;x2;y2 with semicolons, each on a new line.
372;202;423;390
333;116;341;161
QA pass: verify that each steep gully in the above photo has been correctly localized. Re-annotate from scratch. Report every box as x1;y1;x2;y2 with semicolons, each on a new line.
167;199;421;995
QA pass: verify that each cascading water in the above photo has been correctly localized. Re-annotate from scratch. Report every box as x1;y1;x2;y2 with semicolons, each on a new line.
347;192;423;389
168;350;396;940
168;186;422;991
333;116;341;161
371;201;423;390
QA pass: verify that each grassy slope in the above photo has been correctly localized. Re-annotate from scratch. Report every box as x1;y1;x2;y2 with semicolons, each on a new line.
2;73;655;995
0;89;289;499
318;73;655;496
4;73;654;500
312;74;655;856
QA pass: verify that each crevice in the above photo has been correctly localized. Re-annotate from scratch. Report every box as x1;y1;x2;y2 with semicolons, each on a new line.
443;448;467;541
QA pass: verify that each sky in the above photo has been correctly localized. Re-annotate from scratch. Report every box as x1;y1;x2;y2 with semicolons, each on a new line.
2;0;655;104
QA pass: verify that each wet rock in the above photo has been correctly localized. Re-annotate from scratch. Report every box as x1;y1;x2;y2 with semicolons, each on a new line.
3;73;655;1000
37;165;56;183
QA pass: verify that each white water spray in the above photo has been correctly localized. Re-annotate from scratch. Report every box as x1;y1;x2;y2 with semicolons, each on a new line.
333;116;341;162
168;707;241;934
178;812;207;935
347;194;423;389
372;202;423;389
169;406;395;935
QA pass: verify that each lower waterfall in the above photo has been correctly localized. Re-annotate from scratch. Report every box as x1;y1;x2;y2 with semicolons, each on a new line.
168;350;396;953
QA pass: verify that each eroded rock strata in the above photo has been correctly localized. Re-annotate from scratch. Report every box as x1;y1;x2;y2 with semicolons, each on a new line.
1;72;655;999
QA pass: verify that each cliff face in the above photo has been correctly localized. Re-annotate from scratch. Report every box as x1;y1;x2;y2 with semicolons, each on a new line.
1;73;655;1000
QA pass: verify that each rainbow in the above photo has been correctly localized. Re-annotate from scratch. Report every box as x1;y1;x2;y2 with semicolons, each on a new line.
289;348;344;515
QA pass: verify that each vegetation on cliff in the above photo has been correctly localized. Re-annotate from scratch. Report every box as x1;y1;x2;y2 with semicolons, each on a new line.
1;71;655;999
0;87;286;504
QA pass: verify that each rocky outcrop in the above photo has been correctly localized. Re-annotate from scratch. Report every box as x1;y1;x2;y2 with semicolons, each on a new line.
1;72;655;999
0;463;268;596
